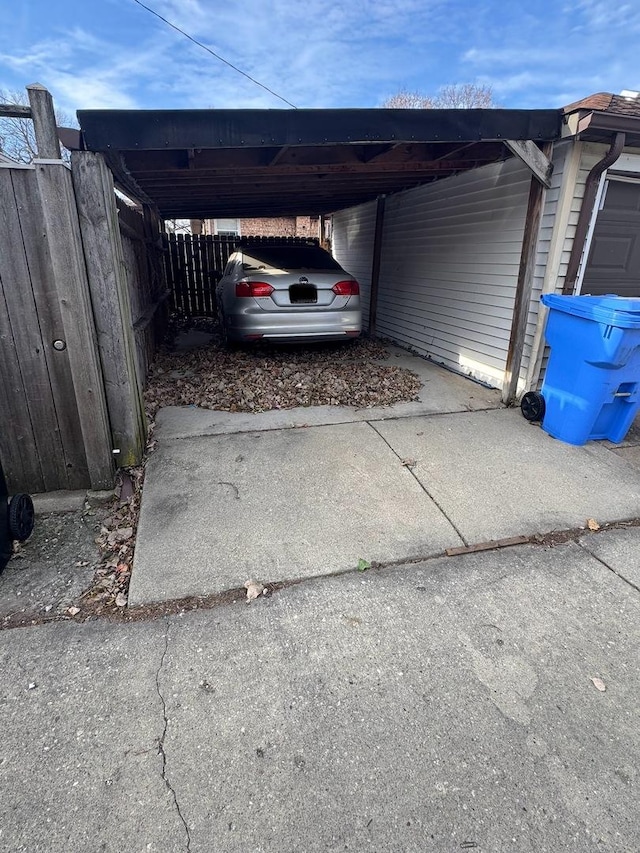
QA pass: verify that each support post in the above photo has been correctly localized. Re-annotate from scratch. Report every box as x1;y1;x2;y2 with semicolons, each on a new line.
504;139;553;187
523;141;582;391
26;83;61;160
368;195;386;335
72;151;147;467
502;144;552;404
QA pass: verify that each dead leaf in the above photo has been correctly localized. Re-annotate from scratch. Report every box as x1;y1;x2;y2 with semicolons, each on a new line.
591;677;606;692
143;334;421;419
115;592;127;607
401;458;417;469
244;579;265;602
67;606;80;616
587;518;600;531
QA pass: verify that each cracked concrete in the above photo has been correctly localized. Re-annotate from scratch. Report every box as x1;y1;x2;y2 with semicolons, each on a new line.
132;404;640;606
155;624;192;852
2;530;639;852
0;618;186;852
130;419;461;604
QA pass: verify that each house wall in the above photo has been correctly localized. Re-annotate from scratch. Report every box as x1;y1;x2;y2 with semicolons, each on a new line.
332;158;531;387
522;141;626;391
332;200;377;331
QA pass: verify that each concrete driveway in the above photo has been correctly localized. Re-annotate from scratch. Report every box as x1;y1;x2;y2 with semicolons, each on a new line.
2;530;639;852
131;353;640;605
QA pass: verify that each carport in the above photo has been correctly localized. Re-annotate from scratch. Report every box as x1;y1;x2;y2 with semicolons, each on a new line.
73;106;561;404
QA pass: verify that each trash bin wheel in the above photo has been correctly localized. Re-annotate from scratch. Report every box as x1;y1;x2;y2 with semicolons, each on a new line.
521;391;546;423
8;494;35;542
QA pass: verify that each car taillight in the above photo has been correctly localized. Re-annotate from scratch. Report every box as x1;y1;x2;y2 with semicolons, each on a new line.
235;280;275;298
332;280;360;296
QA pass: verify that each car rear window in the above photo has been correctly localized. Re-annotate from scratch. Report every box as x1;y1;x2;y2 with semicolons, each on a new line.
241;245;343;271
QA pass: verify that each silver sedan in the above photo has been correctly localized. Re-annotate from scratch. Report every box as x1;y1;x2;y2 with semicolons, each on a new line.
216;241;362;344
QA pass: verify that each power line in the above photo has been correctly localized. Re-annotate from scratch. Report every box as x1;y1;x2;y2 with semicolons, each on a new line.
130;0;298;109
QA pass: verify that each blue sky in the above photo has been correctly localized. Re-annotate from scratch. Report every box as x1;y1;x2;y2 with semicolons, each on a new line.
0;0;638;116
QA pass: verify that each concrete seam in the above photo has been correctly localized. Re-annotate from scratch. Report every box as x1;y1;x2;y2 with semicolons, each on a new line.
577;541;640;595
365;420;468;547
155;623;192;852
160;405;503;444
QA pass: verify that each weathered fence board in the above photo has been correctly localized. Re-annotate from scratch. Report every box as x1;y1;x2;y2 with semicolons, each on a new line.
164;234;237;317
117;199;169;388
0;169;68;491
0;165;97;492
10;170;89;488
34;161;115;490
72;151;147;468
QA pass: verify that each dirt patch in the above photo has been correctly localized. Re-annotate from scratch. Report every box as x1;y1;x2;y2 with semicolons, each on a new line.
144;323;422;417
0;508;105;627
0;468;146;629
3;515;640;630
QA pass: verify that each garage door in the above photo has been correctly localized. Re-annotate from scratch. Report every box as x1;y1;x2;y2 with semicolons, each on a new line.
581;179;640;297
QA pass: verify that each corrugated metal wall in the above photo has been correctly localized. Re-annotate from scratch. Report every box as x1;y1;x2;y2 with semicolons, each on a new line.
332;200;377;331
332;158;530;388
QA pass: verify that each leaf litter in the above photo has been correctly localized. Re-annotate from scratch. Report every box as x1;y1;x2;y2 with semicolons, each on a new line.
144;328;422;417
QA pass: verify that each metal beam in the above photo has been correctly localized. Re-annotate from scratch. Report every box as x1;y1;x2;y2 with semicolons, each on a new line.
78;108;562;152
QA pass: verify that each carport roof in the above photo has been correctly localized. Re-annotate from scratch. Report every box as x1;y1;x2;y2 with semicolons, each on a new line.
75;107;562;218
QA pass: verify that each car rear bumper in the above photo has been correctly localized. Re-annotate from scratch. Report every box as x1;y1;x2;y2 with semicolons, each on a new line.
226;309;362;342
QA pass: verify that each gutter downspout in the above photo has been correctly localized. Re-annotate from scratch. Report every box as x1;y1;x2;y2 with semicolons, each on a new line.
562;131;626;294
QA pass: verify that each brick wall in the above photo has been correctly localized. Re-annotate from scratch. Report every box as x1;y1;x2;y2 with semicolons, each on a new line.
239;216;320;237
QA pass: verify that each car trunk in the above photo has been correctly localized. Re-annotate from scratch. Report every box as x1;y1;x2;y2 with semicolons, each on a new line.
250;271;352;311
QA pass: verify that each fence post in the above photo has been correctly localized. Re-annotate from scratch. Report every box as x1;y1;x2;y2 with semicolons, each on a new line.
72;151;147;467
30;89;115;490
26;83;60;160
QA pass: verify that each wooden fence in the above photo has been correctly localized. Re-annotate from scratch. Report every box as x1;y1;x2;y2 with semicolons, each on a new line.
164;234;322;318
164;234;236;317
117;199;169;385
0;156;114;493
0;85;167;493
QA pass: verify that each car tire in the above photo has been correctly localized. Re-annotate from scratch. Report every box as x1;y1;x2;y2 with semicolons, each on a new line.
220;315;240;351
8;494;35;542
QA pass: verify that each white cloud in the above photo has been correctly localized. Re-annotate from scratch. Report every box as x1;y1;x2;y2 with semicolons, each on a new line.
1;0;638;114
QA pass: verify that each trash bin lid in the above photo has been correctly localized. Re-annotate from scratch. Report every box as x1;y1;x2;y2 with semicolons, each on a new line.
541;293;640;327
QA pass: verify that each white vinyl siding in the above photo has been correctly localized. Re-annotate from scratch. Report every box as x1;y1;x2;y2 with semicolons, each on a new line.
332;201;377;331
518;141;570;385
333;157;530;388
531;142;612;387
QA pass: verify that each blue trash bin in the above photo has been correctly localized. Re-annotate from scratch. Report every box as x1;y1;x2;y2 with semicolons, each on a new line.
538;294;640;446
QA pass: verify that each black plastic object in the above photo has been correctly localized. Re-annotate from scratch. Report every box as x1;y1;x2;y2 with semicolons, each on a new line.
0;461;35;574
8;494;35;542
0;462;10;572
521;391;546;423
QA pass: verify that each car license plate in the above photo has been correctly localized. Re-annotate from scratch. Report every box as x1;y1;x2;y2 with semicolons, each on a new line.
289;284;317;304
